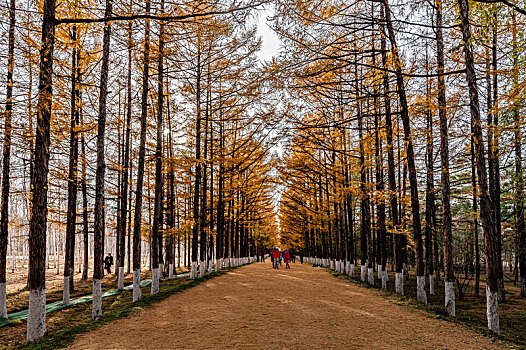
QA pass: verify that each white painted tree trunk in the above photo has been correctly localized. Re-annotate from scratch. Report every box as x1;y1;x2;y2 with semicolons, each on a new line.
27;288;46;343
350;264;354;277
395;272;404;295
92;279;102;320
62;276;70;304
151;267;160;295
330;260;334;270
0;283;7;318
416;276;427;304
133;268;141;302
190;261;197;279
445;281;456;317
381;269;387;290
199;260;205;278
168;263;173;279
428;274;434;295
361;265;366;282
377;265;383;280
367;267;374;285
208;260;213;273
216;258;222;272
345;261;350;275
118;266;125;290
486;285;499;335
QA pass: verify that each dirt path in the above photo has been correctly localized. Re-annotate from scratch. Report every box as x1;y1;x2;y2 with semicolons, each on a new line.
69;260;508;349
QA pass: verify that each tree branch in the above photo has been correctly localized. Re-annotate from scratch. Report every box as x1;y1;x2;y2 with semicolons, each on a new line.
56;3;266;25
472;0;526;16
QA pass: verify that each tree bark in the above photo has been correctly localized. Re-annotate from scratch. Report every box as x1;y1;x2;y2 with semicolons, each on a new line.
64;25;80;304
457;0;500;334
0;0;16;319
27;0;56;341
92;0;112;320
132;0;151;300
382;0;426;303
151;0;165;294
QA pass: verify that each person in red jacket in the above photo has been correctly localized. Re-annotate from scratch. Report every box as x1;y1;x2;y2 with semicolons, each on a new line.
283;249;291;269
271;248;281;269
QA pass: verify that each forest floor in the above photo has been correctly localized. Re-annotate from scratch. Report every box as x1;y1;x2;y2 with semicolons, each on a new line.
0;265;190;349
65;260;513;349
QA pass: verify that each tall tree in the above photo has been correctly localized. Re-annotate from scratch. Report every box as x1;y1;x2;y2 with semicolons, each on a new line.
0;0;16;320
457;0;500;334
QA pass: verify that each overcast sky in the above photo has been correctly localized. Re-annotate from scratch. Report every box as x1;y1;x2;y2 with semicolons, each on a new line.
256;6;281;62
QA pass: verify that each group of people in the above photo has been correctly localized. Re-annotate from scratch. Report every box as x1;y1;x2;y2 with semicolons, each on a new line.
270;247;293;269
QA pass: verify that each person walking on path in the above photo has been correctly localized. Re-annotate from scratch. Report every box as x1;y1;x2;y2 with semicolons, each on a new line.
283;249;291;269
271;248;281;269
104;253;114;274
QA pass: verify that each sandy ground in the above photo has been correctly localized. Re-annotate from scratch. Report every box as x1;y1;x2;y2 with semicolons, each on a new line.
68;260;509;350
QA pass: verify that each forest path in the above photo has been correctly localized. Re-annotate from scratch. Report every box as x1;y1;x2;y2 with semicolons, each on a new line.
68;260;506;349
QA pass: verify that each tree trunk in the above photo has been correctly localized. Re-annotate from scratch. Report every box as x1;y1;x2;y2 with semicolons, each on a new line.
435;0;454;312
458;0;500;334
27;0;56;341
118;18;133;290
151;0;165;294
81;96;88;281
380;4;399;280
510;12;526;297
92;0;112;320
191;48;202;279
382;0;426;303
0;0;16;319
63;25;80;304
132;0;151;301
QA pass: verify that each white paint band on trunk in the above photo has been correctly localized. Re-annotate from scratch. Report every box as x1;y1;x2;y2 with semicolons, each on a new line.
0;282;6;319
118;267;125;289
361;265;366;282
416;275;427;304
133;268;141;302
445;281;455;317
151;267;160;295
199;261;205;278
190;261;197;280
395;272;404;295
377;265;383;280
429;274;435;295
62;276;70;305
381;269;387;290
168;264;174;279
27;288;46;343
350;264;355;277
92;278;102;320
486;285;500;335
368;268;374;286
208;260;213;273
